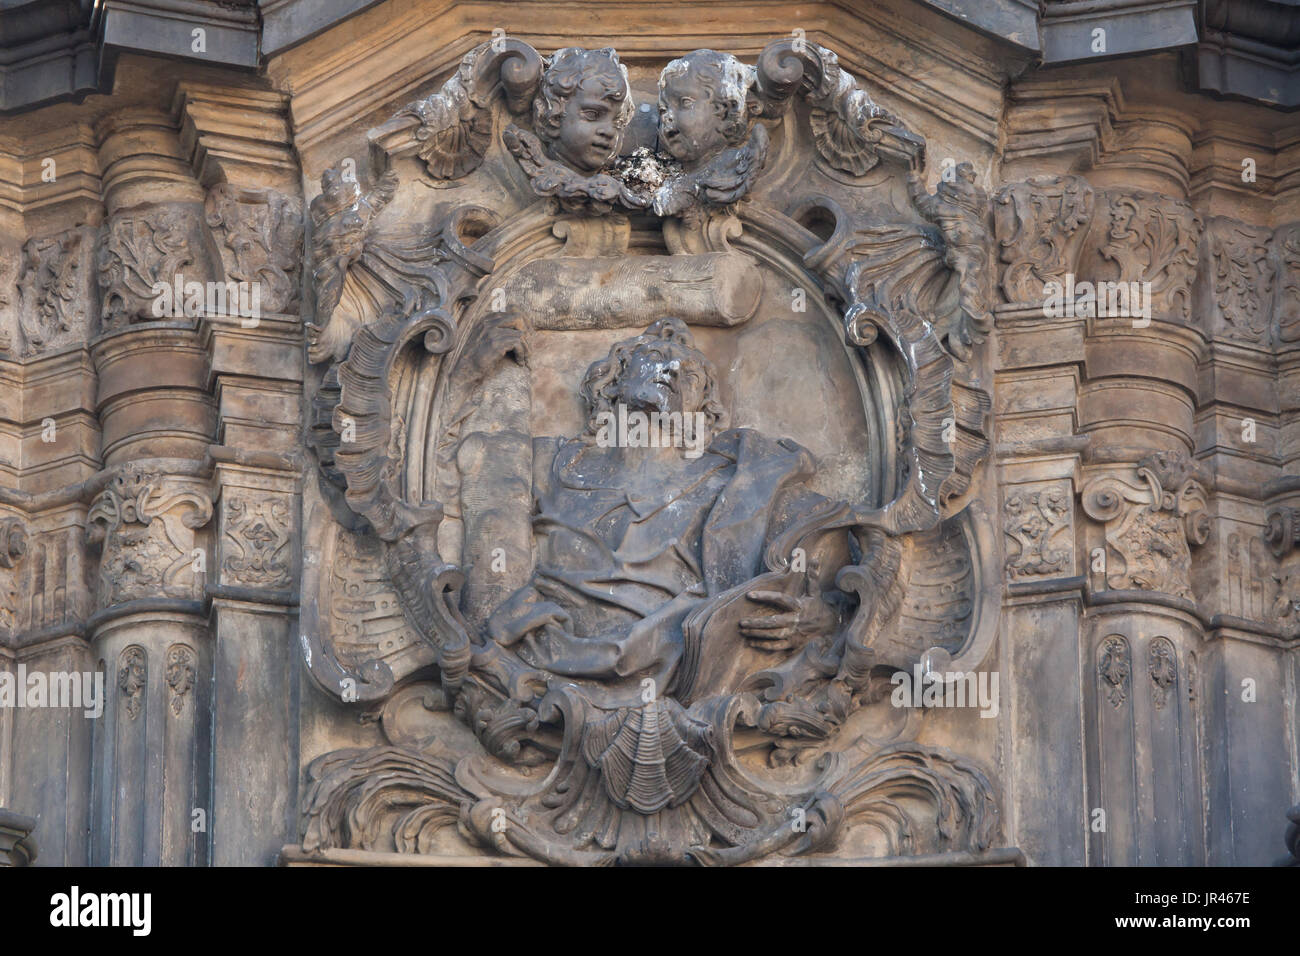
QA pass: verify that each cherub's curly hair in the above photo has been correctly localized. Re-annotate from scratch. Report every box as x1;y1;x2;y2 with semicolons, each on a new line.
659;50;757;147
533;47;634;151
580;317;729;440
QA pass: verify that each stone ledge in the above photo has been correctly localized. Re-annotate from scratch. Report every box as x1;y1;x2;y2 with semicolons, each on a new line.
278;845;1026;867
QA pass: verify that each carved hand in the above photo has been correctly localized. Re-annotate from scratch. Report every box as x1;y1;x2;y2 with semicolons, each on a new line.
486;589;573;647
740;564;837;652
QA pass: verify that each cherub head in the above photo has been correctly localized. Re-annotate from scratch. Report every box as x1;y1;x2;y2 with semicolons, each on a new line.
658;51;756;169
581;317;728;440
533;47;634;174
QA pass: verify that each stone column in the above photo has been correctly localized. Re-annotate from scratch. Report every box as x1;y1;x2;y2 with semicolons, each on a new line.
0;125;102;866
85;110;218;865
1073;186;1209;867
1191;216;1297;866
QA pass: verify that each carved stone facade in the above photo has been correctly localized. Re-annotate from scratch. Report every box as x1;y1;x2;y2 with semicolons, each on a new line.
0;0;1297;869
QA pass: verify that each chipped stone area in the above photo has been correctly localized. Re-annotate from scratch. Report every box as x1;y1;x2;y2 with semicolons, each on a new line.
612;146;681;205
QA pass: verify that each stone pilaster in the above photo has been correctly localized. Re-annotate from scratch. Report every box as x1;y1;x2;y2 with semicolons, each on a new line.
991;180;1092;863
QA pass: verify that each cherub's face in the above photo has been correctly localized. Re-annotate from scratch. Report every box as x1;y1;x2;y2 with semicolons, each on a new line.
552;75;623;174
659;71;727;167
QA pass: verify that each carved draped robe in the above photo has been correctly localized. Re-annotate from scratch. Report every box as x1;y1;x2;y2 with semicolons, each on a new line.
497;427;829;706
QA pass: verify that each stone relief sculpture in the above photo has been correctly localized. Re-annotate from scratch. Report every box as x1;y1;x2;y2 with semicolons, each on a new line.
651;50;767;218
504;47;643;214
1081;450;1210;602
16;229;90;355
297;36;1002;865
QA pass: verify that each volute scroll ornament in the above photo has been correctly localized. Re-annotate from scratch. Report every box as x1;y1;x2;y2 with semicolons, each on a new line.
299;36;1004;866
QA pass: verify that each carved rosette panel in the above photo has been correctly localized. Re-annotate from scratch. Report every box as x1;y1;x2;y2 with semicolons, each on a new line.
118;646;147;721
1099;635;1131;709
297;36;1003;866
97;203;213;329
993;175;1096;304
1096;191;1201;323
165;644;197;716
1003;482;1072;580
86;466;214;607
219;493;293;590
204;184;303;315
1080;451;1210;602
16;226;94;355
1201;217;1274;345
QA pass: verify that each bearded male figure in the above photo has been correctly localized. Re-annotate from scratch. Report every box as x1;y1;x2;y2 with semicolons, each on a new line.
484;318;845;709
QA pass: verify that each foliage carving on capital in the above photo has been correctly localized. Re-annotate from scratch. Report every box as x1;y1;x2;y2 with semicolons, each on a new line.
17;228;91;355
0;516;28;638
205;184;303;315
1275;222;1300;345
97;204;213;330
993;175;1096;305
1003;483;1072;580
86;465;213;607
1266;507;1300;638
1202;217;1273;344
1098;191;1201;323
1081;450;1210;602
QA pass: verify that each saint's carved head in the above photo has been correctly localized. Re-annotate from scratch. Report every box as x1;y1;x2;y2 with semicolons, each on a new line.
580;317;728;442
533;47;634;174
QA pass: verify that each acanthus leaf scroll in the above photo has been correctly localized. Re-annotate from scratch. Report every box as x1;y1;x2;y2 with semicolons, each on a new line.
299;37;1002;866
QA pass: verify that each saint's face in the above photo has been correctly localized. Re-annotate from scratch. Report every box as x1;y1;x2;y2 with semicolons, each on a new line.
613;345;707;420
552;75;623;173
658;72;727;166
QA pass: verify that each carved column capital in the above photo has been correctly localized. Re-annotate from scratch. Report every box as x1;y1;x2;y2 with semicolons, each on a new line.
86;465;213;608
1080;450;1210;601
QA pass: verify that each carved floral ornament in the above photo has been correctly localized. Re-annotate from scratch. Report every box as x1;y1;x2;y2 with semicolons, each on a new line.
991;176;1300;350
299;36;1004;866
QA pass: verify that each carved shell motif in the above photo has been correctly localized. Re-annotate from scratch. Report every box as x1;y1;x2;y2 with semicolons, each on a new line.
809;100;889;176
580;699;711;814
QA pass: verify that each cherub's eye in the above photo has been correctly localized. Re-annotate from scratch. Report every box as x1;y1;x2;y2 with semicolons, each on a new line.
679;97;695;109
581;109;600;120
